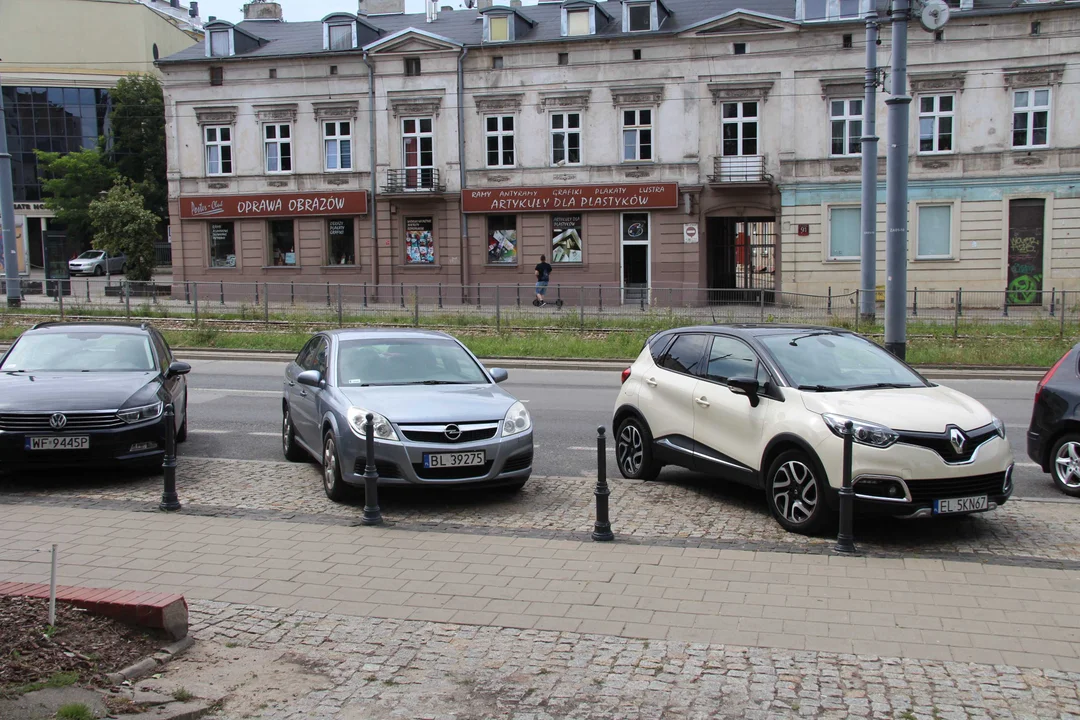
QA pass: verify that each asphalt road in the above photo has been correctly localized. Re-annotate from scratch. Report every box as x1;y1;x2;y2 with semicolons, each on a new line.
180;359;1073;502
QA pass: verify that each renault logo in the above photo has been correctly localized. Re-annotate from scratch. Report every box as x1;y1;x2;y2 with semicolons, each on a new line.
444;424;462;441
49;413;68;431
949;427;966;455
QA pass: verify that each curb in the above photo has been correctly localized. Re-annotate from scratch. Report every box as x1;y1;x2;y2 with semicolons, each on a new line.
107;636;195;685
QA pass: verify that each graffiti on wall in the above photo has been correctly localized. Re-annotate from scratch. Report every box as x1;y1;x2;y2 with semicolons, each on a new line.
1006;199;1045;306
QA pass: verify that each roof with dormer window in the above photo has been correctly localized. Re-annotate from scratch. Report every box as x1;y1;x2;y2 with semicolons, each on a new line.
562;0;614;22
479;5;537;26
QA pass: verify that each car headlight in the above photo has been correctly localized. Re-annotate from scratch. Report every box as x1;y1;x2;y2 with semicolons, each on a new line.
117;401;164;424
992;416;1006;439
502;401;531;437
347;407;398;441
822;413;898;448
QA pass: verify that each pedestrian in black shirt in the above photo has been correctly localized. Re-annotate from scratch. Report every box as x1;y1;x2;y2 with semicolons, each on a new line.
534;255;552;307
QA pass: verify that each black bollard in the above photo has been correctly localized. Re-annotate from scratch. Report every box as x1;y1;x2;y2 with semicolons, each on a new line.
834;420;856;554
592;425;614;541
159;403;181;512
361;412;383;525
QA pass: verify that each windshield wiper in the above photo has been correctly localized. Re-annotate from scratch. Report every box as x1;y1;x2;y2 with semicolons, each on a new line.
797;384;845;392
846;382;921;391
358;380;471;387
787;331;839;347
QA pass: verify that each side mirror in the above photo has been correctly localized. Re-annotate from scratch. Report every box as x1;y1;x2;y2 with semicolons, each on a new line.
489;368;509;384
296;369;323;388
166;361;191;377
728;376;760;407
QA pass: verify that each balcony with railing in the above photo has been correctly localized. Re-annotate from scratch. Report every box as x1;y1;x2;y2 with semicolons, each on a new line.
707;155;772;185
382;168;446;194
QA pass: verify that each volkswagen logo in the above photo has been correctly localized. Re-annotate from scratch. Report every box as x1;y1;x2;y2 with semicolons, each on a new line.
949;427;966;455
49;413;68;431
444;424;462;441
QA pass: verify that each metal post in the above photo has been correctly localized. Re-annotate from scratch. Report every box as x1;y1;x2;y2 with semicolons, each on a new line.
413;285;419;326
263;282;269;325
326;282;331;308
193;282;199;321
1050;287;1056;317
48;544;57;627
363;282;368;309
958;287;963;317
860;0;879;322
639;292;645;312
827;286;833;316
954;289;960;338
1003;286;1009;317
912;287;918;317
438;282;443;309
86;280;91;302
517;284;521;307
1061;290;1067;340
476;282;481;309
185;282;190;304
496;285;501;331
884;0;911;360
0;69;22;307
592;425;614;542
854;289;860;332
219;280;224;305
598;285;603;312
337;284;344;327
834;420;857;554
580;286;585;328
361;413;383;525
159;403;181;512
400;282;405;309
254;282;259;306
124;281;131;319
759;287;765;322
58;284;64;320
290;281;295;306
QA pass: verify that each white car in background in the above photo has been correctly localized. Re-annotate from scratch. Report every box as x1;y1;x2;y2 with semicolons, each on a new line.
612;325;1014;535
68;250;126;276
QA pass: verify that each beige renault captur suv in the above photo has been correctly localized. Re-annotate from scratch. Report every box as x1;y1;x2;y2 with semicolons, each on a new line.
612;325;1014;535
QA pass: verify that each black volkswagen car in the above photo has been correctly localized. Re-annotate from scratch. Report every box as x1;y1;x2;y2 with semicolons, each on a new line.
1027;342;1080;497
0;322;190;471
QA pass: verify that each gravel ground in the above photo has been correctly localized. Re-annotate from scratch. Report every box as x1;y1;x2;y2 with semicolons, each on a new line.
2;458;1079;563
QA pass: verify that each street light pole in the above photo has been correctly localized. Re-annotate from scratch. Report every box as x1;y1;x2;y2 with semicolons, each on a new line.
859;0;879;322
884;0;911;359
0;67;23;307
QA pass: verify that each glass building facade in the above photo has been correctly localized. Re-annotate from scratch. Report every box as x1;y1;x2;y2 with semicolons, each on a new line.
1;86;111;202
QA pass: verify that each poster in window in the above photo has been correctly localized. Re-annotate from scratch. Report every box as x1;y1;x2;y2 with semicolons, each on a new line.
551;214;583;263
405;217;435;264
487;216;517;264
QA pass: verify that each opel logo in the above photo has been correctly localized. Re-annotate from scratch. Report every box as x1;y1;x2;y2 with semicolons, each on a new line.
949;427;966;455
49;413;68;431
444;424;462;441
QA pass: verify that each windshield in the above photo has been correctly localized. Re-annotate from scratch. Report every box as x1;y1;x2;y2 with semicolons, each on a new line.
0;333;156;372
336;337;489;386
759;332;927;391
76;251;103;260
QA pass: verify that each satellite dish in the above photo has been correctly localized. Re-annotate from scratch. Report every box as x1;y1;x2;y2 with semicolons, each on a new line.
919;0;950;32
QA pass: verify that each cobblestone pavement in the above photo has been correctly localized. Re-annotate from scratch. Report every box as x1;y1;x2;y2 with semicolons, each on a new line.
183;600;1080;720
2;458;1079;563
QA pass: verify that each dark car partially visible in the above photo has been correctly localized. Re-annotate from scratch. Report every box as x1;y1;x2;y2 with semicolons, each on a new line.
0;322;190;472
1027;342;1080;497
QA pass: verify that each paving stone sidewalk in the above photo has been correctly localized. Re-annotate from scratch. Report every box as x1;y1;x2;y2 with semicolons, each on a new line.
180;600;1080;720
2;458;1079;562
2;504;1080;674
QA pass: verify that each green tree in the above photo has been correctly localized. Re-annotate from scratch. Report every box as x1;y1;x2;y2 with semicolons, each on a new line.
108;74;167;223
35;147;117;246
88;182;158;281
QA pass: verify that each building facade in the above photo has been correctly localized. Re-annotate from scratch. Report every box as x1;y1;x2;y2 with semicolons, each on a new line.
158;0;1080;305
0;0;203;269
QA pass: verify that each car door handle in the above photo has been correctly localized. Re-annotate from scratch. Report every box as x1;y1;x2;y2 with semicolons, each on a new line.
287;381;295;387
646;377;658;387
299;390;307;397
695;396;710;407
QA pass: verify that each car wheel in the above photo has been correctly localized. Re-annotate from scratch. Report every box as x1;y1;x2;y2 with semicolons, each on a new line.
1050;433;1080;498
615;416;660;481
175;399;188;443
322;431;350;502
766;449;830;535
93;265;104;276
120;263;127;274
282;407;306;462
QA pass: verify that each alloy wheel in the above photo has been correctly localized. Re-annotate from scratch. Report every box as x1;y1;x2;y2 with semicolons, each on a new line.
1054;441;1080;488
617;424;643;476
771;460;819;525
323;436;338;494
282;411;292;454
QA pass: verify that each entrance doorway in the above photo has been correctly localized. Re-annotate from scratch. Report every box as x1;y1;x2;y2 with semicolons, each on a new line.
706;217;775;304
621;212;650;303
1006;199;1045;306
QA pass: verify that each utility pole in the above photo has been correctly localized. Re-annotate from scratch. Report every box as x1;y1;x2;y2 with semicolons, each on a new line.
884;0;911;359
0;67;23;307
859;0;879;322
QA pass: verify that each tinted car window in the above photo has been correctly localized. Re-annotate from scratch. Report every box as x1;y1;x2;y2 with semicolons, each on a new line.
296;338;318;370
659;334;708;376
706;336;758;384
1;332;156;372
312;338;329;377
150;332;170;373
649;334;674;363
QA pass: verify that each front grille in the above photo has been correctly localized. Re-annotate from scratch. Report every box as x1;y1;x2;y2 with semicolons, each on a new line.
0;412;126;432
906;472;1009;503
896;424;998;464
502;451;532;473
413;461;494;481
352;458;403;479
399;425;499;444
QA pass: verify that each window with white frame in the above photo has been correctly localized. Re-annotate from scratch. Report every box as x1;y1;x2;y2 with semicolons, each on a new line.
627;3;652;31
802;0;860;21
488;15;510;42
566;9;591;35
721;101;758;156
264;123;292;173
485;115;515;168
402;117;434;189
327;23;354;51
204;126;232;176
550;112;581;165
208;29;232;57
830;98;862;157
1012;88;1050;149
827;206;860;260
622;109;653;162
918;94;954;153
917;204;953;259
323;121;352;171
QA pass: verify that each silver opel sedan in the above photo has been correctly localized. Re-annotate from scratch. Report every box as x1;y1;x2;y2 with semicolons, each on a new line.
282;329;533;501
